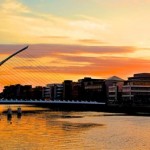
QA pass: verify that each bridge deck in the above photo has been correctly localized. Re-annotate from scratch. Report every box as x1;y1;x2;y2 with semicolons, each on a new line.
0;99;106;105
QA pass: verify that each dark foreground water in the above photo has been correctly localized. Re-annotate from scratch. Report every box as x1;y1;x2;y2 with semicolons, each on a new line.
0;105;149;150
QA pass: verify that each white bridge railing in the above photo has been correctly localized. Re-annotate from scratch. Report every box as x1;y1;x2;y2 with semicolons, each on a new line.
0;99;106;105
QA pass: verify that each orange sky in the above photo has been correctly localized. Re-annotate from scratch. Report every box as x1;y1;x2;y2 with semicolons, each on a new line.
1;0;150;89
1;44;150;89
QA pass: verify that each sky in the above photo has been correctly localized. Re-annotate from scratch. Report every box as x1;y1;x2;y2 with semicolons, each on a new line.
1;0;150;89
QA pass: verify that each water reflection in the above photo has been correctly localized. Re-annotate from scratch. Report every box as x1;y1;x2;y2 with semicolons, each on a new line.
7;115;12;122
17;113;22;119
61;122;104;131
0;105;149;150
61;115;83;119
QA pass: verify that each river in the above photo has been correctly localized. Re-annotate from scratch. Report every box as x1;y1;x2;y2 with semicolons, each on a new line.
0;105;149;150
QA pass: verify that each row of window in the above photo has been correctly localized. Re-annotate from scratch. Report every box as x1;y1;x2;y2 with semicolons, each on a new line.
123;92;150;95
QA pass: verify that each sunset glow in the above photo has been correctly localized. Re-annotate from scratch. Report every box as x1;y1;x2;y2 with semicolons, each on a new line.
1;0;150;89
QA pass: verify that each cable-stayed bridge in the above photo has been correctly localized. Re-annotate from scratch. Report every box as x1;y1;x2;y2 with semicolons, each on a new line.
0;99;105;105
0;46;106;109
0;99;106;110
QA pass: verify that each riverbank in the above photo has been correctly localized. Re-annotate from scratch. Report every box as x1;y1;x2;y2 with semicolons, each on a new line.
35;103;150;115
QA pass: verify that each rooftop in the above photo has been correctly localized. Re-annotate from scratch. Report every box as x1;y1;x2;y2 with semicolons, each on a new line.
106;76;124;81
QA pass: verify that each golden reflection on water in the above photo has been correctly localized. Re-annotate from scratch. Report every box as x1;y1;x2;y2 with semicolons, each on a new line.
0;105;150;150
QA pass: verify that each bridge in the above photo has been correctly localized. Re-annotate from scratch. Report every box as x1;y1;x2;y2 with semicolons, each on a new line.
0;46;106;110
0;99;105;105
0;99;106;110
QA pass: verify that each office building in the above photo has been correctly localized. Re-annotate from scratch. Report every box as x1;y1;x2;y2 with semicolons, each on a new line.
43;84;63;100
106;76;124;104
78;77;106;102
122;73;150;104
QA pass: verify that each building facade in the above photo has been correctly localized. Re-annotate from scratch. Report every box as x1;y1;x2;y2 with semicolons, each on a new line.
122;73;150;105
43;84;63;100
78;77;106;102
63;80;73;100
106;76;124;104
2;84;32;100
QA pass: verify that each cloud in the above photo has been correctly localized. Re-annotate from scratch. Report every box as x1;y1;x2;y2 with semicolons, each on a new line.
78;39;106;45
1;0;150;47
0;0;111;44
0;44;136;59
69;19;107;32
38;36;69;39
0;44;139;79
0;44;27;53
1;44;149;86
13;56;150;79
0;0;30;14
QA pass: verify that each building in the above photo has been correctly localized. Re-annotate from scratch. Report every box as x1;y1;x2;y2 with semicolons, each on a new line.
53;84;63;100
62;80;81;100
31;86;43;100
2;84;32;100
78;77;106;102
72;82;80;100
43;84;63;100
63;80;73;100
122;73;150;105
62;77;107;102
106;76;124;104
42;86;51;100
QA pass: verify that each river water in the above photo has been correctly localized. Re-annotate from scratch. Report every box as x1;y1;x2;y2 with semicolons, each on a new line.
0;105;149;150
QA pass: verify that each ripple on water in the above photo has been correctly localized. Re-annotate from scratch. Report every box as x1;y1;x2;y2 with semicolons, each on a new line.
60;122;105;131
0;105;149;150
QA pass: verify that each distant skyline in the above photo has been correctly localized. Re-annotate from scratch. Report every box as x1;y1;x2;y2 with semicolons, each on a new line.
1;0;150;89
